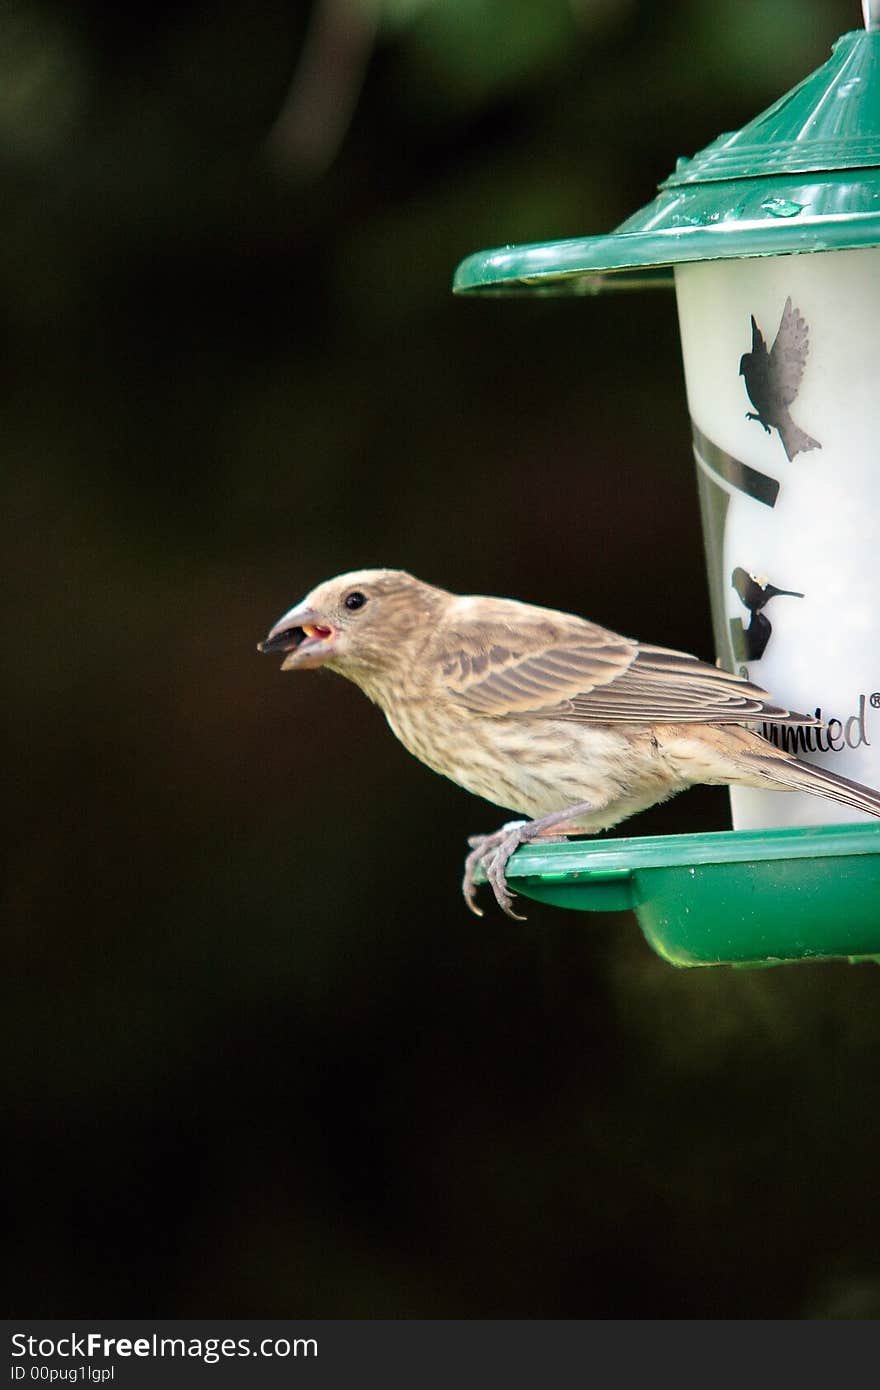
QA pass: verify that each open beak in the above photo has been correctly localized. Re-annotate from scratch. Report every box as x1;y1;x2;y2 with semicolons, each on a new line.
258;603;340;670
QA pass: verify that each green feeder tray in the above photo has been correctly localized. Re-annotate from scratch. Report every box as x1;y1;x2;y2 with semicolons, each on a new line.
504;823;880;968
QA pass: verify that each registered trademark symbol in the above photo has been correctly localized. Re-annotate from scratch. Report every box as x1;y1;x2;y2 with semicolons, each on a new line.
871;692;880;710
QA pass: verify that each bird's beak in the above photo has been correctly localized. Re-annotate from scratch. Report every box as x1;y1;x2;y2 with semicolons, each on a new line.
257;602;340;670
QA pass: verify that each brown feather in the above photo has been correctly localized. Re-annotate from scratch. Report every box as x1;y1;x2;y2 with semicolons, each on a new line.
430;596;817;727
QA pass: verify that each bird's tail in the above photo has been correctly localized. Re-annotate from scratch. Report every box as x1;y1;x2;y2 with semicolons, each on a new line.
779;419;821;462
740;740;880;819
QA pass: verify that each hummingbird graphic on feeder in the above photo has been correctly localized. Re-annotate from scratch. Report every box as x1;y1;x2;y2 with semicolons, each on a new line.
731;566;804;662
739;298;821;461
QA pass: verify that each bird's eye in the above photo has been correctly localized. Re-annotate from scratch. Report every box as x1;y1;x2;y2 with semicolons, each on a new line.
344;591;367;612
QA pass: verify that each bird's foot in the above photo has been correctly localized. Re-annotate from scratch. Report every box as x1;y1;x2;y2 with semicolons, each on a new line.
462;800;596;921
744;412;771;435
462;821;529;921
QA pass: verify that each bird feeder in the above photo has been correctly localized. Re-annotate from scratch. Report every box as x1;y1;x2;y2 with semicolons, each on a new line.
453;4;880;966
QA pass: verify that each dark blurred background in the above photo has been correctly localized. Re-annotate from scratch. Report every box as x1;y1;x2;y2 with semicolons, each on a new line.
6;0;880;1319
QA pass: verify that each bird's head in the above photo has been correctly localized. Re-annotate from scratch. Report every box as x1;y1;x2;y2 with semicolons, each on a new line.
740;315;762;375
258;568;445;689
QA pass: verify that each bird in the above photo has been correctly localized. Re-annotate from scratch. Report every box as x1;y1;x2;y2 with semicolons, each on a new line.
258;568;880;919
731;566;804;662
739;297;821;461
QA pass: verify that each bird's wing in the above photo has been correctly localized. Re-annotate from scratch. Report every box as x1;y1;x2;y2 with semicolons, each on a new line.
750;314;767;356
768;296;810;405
434;601;812;725
435;606;635;714
559;644;807;723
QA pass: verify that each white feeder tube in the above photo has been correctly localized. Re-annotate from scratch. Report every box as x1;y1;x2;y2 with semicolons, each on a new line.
675;249;880;829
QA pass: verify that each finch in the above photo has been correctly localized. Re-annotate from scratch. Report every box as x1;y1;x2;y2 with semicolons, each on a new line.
258;568;880;919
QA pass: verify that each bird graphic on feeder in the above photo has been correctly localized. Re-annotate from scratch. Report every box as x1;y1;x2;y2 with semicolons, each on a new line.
730;566;804;663
739;298;821;461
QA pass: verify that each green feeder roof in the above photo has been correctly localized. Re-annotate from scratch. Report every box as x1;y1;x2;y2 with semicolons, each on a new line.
454;19;880;295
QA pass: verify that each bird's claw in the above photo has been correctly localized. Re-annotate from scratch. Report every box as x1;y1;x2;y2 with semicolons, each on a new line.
462;821;529;921
745;411;771;435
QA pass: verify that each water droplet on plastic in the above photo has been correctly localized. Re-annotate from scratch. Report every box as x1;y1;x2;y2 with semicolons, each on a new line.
760;198;803;218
